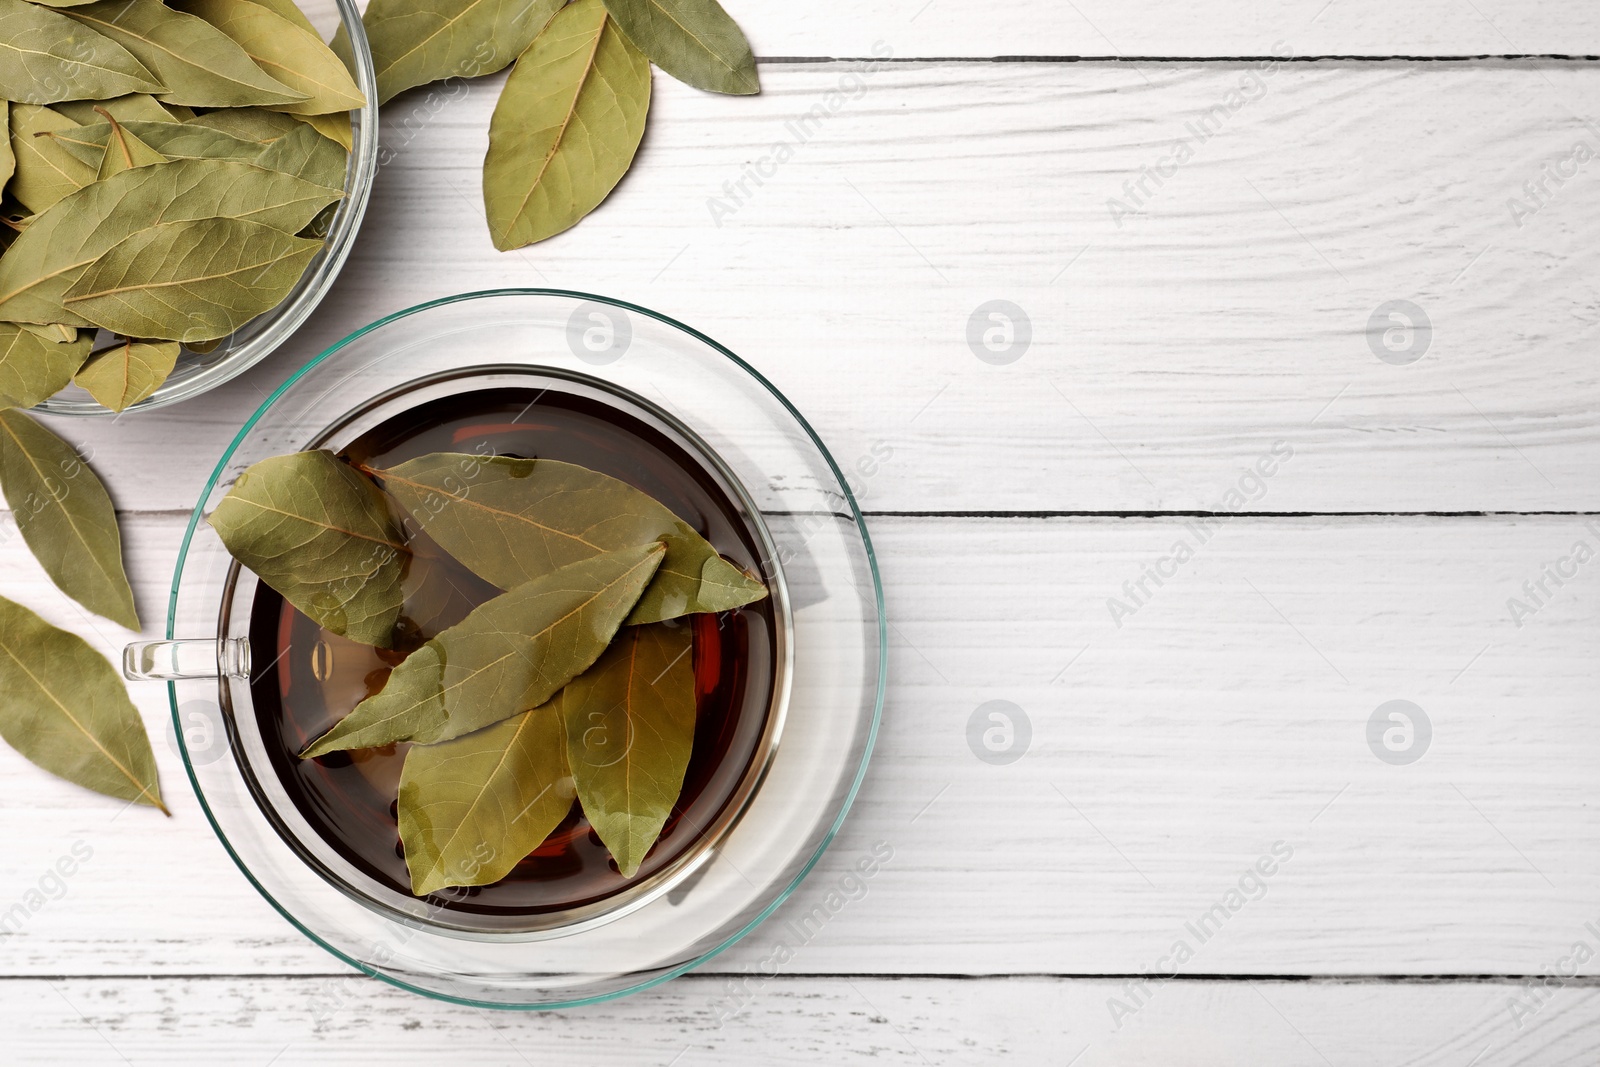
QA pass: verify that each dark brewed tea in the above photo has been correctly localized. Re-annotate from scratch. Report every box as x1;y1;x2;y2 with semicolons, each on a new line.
242;385;778;926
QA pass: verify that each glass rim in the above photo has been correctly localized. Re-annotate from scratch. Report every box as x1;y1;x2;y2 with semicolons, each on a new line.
168;287;888;1009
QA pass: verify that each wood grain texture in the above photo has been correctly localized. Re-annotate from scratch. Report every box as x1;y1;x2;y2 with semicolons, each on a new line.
1;513;1595;977
50;62;1600;513
7;975;1600;1065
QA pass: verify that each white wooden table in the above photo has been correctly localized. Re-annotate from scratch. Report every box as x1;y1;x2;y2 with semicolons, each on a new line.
6;2;1600;1061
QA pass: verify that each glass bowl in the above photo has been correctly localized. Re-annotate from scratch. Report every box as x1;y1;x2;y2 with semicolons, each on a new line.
34;0;379;418
134;289;886;1008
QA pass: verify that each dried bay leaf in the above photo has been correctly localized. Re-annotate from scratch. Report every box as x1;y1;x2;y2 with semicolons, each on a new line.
8;103;96;213
62;215;322;341
185;105;299;143
482;0;650;251
177;0;365;116
0;409;139;629
93;110;167;178
398;703;571;895
0;100;11;189
208;449;407;647
45;117;271;166
301;543;665;757
348;0;563;105
0;0;165;104
53;92;175;125
73;338;178;411
561;621;695;877
370;453;767;624
293;110;352;151
0;594;166;813
0;157;341;326
255;120;347;188
64;0;307;108
0;324;90;408
602;0;758;96
245;0;317;35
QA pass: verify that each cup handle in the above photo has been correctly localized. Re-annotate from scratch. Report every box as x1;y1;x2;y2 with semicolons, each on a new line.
123;638;251;681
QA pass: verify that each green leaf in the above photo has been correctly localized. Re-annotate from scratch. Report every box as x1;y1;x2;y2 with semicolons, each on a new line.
184;104;300;143
0;0;165;104
294;109;351;151
53;92;176;125
0;409;139;629
562;621;695;877
254;120;346;187
7;103;96;213
347;0;563;105
61;215;322;342
208;450;407;646
0;323;90;408
93;110;167;179
64;0;307;108
177;0;365;116
72;337;178;411
0;157;341;326
482;0;650;251
602;0;757;95
244;0;317;35
301;543;665;756
398;702;571;895
369;453;767;624
0;594;166;813
45;117;273;166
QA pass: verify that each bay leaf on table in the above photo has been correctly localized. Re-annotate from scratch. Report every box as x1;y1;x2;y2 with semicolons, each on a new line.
0;0;165;105
340;0;564;105
0;157;341;326
72;338;179;412
370;452;767;624
208;449;408;647
93;111;167;178
398;702;571;895
53;92;176;125
8;103;96;213
45;118;272;166
64;0;307;108
561;620;695;877
0;324;90;408
177;0;365;116
254;120;347;188
185;105;300;143
482;0;651;251
61;215;323;342
0;409;139;629
601;0;758;96
0;594;166;813
301;543;665;757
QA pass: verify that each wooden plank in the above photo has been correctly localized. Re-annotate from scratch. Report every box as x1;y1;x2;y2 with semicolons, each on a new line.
1;513;1596;976
52;62;1600;515
7;974;1600;1065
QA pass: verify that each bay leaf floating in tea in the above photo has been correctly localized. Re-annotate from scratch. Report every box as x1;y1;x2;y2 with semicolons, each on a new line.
0;408;139;629
482;0;651;251
368;452;768;624
561;620;697;877
0;593;166;813
301;543;666;756
208;450;408;647
601;0;759;96
73;337;180;412
0;0;165;104
398;702;572;895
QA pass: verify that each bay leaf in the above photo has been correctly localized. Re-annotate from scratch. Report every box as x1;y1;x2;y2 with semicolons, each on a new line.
177;0;365;116
8;103;95;213
602;0;758;96
184;104;299;143
62;215;323;341
301;543;665;757
0;323;90;408
293;110;351;151
64;0;307;108
345;0;563;106
561;620;695;877
0;409;139;629
45;117;271;166
93;111;167;178
72;337;178;411
0;100;11;190
207;449;407;647
0;156;342;326
255;120;347;188
53;92;175;125
0;0;165;105
0;594;166;813
398;702;571;895
482;0;651;251
25;0;102;7
369;453;767;624
244;0;317;35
